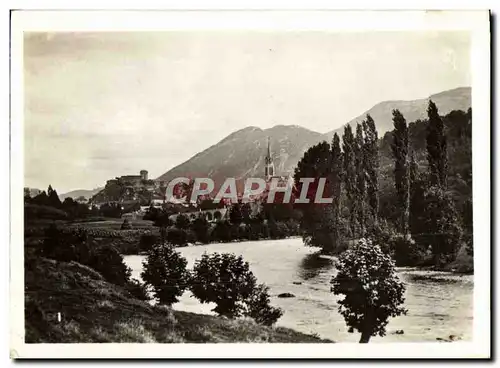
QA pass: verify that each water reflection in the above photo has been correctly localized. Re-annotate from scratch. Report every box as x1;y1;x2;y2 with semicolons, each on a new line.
298;252;334;280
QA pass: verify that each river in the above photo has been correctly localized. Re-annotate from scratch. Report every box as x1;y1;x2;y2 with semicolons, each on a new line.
124;238;473;343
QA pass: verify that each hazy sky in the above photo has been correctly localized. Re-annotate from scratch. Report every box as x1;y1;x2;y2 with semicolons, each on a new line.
24;31;470;193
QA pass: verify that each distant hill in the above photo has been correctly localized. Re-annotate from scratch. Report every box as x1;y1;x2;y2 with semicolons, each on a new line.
157;87;471;190
59;188;103;201
324;87;471;141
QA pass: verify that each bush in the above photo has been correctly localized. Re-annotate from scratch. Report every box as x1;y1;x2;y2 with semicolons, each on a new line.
141;243;190;305
391;236;425;267
125;278;151;301
331;239;407;343
139;232;159;252
243;284;283;326
190;253;260;319
121;219;132;230
87;244;132;286
166;227;190;246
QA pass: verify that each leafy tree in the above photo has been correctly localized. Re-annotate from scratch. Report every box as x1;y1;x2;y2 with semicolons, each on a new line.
462;198;473;257
190;253;280;324
243;284;283;326
426;100;448;188
175;214;190;230
331;239;407;343
141;243;190;305
121;218;132;230
293;141;334;251
391;109;410;237
88;244;132;286
212;220;232;242
418;186;462;266
191;216;210;243
125;278;151;302
362;115;379;227
47;185;62;208
342;124;357;238
329;133;343;249
229;203;243;225
354;123;366;237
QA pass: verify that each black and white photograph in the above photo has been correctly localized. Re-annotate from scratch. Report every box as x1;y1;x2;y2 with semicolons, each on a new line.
9;9;491;359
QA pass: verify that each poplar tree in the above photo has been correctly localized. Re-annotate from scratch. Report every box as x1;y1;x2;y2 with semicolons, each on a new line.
391;110;410;238
426;100;448;188
362;114;379;227
342;125;357;239
354;123;366;237
330;133;343;248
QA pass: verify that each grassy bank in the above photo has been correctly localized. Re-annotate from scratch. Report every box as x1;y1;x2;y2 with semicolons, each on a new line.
25;257;332;343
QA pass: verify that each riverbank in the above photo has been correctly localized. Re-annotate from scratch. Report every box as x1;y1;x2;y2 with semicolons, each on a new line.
25;257;332;343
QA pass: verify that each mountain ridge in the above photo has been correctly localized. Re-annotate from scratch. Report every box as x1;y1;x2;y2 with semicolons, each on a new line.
156;87;471;187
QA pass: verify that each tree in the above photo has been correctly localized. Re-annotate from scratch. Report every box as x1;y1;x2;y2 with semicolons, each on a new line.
426;100;448;188
391;109;410;238
190;253;258;318
141;243;190;305
293;141;334;252
363;115;379;227
175;214;190;230
229;203;243;225
243;284;283;326
342;124;357;238
419;186;462;267
331;239;407;343
330;133;343;249
191;216;210;243
47;185;62;208
354;123;366;237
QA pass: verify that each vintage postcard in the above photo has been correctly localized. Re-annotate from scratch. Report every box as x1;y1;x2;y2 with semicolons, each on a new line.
10;10;490;359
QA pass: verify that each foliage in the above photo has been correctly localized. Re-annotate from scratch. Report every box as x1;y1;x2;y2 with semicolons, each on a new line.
121;219;133;230
141;243;190;305
191;253;259;319
330;133;343;250
124;278;151;301
140;232;159;252
426;100;448;188
415;185;462;267
191;217;211;243
354;123;367;236
243;284;283;326
175;214;191;230
331;239;407;343
362;115;380;226
342;124;357;238
293;141;335;252
391;109;410;236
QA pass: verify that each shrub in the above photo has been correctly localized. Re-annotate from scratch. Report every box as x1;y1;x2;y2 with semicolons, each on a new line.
87;244;132;286
139;232;159;252
243;284;283;326
121;219;132;230
415;186;463;267
331;239;407;343
191;217;210;243
391;236;425;267
166;227;189;246
125;278;151;302
190;253;257;318
141;243;190;305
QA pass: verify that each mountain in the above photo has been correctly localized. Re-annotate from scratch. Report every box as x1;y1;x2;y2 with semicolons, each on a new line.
59;188;103;201
324;87;471;142
156;125;325;190
157;87;471;189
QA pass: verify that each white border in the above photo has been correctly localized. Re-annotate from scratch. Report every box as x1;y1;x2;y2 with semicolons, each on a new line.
9;9;491;359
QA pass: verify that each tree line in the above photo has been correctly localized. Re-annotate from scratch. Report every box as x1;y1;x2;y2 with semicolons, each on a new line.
293;101;472;269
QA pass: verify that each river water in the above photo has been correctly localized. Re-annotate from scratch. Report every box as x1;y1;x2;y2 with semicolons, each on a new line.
124;238;473;343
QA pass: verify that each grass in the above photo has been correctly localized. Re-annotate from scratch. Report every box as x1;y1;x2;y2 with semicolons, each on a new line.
25;257;332;344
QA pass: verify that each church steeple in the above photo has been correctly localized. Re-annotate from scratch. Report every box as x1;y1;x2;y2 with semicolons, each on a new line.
264;137;275;181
